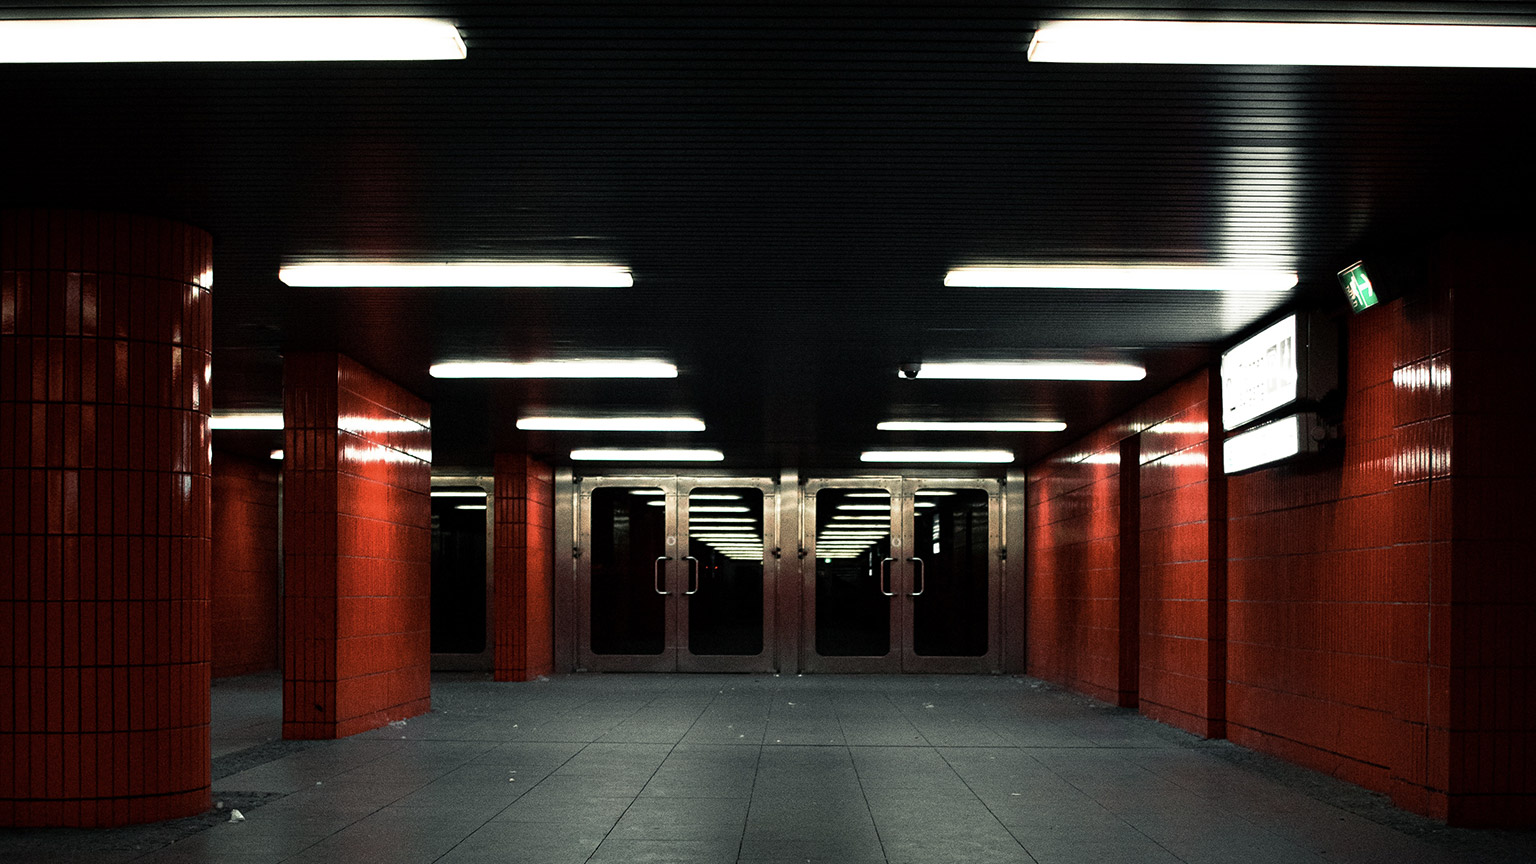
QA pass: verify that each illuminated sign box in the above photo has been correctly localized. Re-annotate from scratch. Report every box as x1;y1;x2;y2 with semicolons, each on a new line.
1223;413;1321;474
1220;312;1337;431
1338;261;1380;314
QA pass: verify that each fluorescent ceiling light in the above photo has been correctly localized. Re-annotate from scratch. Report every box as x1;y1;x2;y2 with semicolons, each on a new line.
837;505;891;511
689;494;741;501
628;490;665;496
689;517;756;523
844;493;891;499
516;416;704;432
0;17;466;63
269;449;284;460
455;505;487;511
1026;20;1536;68
570;449;724;462
432;361;677;379
878;420;1066;433
945;266;1297;291
280;262;630;287
689;506;749;513
914;490;957;496
832;515;890;521
905;362;1145;381
861;450;1015;464
431;491;485;498
211;412;284;430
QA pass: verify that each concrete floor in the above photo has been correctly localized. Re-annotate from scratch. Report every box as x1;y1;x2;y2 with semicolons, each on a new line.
3;672;1534;863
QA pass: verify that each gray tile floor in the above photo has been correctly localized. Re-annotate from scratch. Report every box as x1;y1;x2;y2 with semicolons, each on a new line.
4;672;1534;863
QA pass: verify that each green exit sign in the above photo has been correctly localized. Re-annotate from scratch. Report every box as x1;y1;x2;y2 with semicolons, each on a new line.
1338;261;1380;313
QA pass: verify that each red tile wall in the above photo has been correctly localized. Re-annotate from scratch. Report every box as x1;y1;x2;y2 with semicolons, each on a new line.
493;453;555;682
0;209;212;827
1136;372;1226;740
282;353;431;739
1026;428;1131;705
1432;236;1534;826
1225;303;1401;798
1024;234;1533;826
211;451;278;678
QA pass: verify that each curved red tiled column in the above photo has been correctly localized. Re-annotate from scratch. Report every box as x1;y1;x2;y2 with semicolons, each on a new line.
0;210;213;826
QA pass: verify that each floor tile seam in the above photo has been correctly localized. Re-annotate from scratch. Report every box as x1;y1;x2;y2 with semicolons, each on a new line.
1019;748;1189;864
924;735;1037;862
425;719;620;864
734;724;768;864
579;684;724;864
838;695;892;864
269;779;429;864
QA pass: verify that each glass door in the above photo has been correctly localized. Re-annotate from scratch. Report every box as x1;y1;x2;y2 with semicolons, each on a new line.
576;477;776;672
802;478;1001;673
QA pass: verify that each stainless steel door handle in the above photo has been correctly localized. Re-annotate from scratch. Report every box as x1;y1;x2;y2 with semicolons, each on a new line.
684;556;699;595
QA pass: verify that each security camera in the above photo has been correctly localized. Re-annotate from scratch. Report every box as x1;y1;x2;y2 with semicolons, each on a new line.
898;362;922;379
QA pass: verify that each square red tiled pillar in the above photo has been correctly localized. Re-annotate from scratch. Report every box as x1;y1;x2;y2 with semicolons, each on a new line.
1;209;212;826
282;353;431;739
493;453;555;681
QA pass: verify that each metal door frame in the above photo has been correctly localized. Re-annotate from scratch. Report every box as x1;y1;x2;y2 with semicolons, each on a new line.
575;476;678;672
900;477;1003;674
574;475;778;672
800;478;905;673
675;476;778;673
801;477;1002;673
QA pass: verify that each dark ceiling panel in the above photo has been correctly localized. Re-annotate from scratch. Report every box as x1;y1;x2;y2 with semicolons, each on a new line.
3;1;1533;472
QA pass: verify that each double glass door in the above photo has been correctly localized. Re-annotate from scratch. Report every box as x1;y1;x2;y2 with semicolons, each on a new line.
803;478;1000;672
577;477;776;672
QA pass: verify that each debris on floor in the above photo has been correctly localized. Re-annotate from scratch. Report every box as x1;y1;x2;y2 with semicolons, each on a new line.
228;810;245;823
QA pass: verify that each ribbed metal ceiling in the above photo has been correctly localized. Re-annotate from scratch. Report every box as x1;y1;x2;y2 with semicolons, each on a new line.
4;2;1533;471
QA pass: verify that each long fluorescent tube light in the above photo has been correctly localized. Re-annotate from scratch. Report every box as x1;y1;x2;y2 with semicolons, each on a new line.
1027;20;1536;68
211;412;284;430
570;449;724;462
431;491;485;498
905;362;1145;381
517;416;704;432
878;420;1066;433
945;266;1297;292
432;361;677;379
280;263;629;287
861;450;1015;463
455;505;487;511
0;17;466;63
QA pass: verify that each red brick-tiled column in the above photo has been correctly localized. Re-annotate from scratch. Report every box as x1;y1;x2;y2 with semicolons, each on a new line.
1;209;212;827
211;452;279;677
282;353;430;739
493;453;554;682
